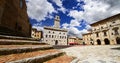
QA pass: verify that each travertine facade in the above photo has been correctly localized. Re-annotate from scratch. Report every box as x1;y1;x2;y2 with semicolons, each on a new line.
83;14;120;45
0;0;31;37
31;28;42;40
44;16;68;45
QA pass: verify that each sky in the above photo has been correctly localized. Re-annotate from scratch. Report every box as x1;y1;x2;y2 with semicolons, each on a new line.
26;0;120;38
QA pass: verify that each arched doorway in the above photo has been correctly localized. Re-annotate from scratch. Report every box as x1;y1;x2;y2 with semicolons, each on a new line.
97;39;101;45
55;40;58;45
116;37;120;44
104;38;110;45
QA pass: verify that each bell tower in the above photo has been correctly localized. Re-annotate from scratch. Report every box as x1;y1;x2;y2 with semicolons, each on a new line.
54;15;60;28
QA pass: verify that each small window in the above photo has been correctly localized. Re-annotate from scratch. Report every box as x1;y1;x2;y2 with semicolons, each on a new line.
96;33;99;37
101;27;103;29
49;31;50;33
112;21;115;23
104;32;107;36
111;33;113;35
52;35;54;38
65;36;66;39
60;36;61;38
46;35;48;38
49;35;51;38
94;29;96;31
53;32;54;34
110;25;112;27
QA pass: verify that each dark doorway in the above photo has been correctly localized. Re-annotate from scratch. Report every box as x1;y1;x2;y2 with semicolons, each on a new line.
104;38;110;45
116;37;120;44
55;40;58;45
97;39;101;45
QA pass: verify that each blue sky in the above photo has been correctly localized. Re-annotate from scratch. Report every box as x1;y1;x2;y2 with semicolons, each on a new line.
26;0;120;38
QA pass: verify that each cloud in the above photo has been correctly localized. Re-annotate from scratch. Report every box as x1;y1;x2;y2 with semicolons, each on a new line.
68;27;88;38
27;0;56;21
52;0;67;13
62;23;69;29
62;21;89;38
70;20;81;27
69;0;120;24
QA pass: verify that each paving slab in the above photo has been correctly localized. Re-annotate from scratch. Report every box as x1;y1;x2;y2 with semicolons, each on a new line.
61;45;120;63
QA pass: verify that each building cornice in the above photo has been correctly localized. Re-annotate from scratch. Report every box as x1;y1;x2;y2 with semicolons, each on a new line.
44;26;67;32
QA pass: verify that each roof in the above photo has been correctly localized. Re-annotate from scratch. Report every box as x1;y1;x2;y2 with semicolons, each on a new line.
82;32;92;36
32;28;37;31
90;13;120;26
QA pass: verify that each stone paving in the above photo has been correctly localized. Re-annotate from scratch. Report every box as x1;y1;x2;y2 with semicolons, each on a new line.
61;45;120;63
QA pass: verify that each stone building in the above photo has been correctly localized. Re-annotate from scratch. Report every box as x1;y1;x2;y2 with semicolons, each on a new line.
83;33;93;45
44;16;68;45
31;28;42;40
68;36;83;45
83;14;120;45
0;0;31;37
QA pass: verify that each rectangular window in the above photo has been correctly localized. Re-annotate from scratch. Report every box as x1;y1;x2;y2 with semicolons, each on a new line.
104;32;107;36
114;29;119;35
96;33;99;37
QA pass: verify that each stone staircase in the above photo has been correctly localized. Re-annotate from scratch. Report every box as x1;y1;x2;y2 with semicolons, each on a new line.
0;35;73;63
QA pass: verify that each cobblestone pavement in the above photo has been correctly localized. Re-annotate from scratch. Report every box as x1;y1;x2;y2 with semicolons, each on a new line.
60;45;120;63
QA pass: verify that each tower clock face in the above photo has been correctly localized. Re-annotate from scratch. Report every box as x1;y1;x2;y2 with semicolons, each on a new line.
20;0;23;8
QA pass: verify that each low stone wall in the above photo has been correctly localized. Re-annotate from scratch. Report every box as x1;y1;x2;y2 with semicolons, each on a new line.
0;46;53;55
6;52;65;63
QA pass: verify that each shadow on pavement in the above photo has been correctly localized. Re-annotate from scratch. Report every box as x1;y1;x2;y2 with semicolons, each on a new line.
111;47;120;50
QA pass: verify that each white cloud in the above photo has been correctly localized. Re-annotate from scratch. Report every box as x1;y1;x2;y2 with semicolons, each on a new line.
27;0;56;21
52;0;62;7
68;27;89;38
52;0;67;13
85;25;92;30
62;23;69;29
70;20;80;27
69;0;120;24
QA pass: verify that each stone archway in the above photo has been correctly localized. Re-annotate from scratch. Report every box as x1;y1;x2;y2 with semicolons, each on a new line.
97;39;101;45
55;40;58;45
104;38;110;45
116;37;120;44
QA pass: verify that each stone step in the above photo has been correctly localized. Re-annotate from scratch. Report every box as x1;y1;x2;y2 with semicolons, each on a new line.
0;39;46;45
0;35;38;41
0;49;64;63
0;45;53;55
44;54;74;63
0;35;47;45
